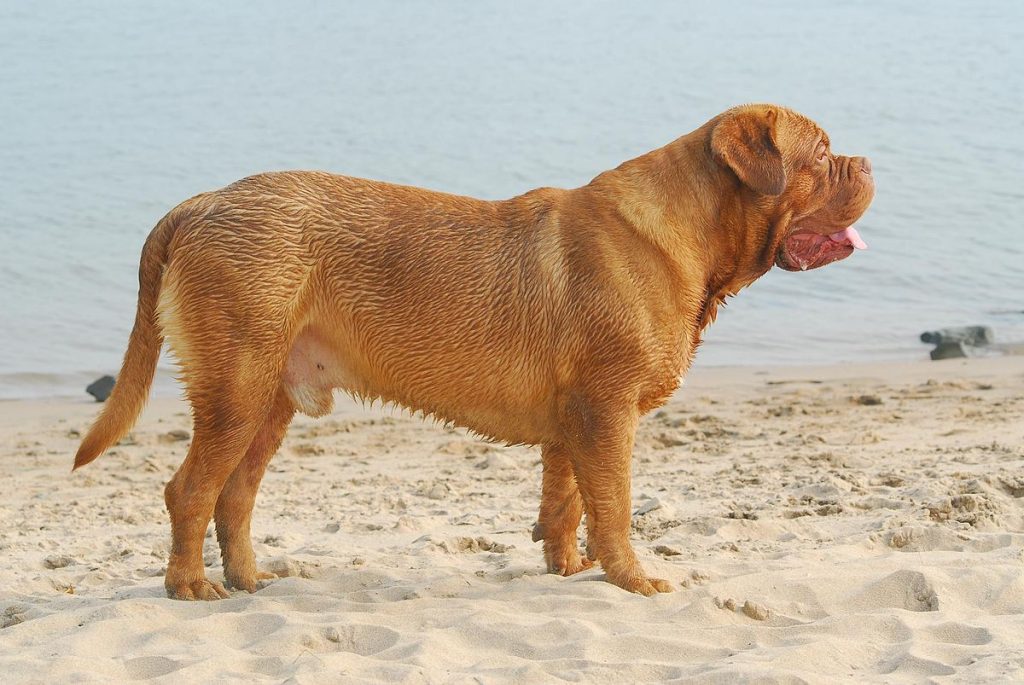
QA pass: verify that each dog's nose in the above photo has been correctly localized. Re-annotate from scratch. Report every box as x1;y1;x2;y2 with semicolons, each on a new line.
856;157;872;175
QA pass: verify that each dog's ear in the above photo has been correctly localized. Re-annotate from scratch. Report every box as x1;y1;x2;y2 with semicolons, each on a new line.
710;109;786;196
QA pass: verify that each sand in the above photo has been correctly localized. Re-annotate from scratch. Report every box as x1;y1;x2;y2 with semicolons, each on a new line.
1;356;1022;683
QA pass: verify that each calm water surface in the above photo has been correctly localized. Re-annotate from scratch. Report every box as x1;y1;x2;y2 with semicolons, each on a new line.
1;1;1022;398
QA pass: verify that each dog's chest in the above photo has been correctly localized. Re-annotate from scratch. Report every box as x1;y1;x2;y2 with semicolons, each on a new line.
636;332;694;414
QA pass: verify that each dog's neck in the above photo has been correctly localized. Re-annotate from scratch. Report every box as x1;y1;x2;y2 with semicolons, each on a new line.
588;132;785;333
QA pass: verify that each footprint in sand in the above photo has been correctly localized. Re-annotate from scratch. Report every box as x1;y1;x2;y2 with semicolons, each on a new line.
123;656;186;680
322;624;401;655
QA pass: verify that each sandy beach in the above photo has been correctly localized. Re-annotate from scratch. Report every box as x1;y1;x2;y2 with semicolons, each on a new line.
1;356;1022;683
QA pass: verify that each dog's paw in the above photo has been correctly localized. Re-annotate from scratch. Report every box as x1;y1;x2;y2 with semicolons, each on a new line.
547;554;594;577
608;573;674;596
166;578;230;601
544;541;594;576
225;570;279;593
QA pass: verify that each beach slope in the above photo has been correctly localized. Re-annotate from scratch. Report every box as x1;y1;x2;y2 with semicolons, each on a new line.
1;357;1022;683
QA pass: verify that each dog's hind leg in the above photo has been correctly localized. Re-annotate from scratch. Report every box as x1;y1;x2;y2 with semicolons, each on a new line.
214;385;295;592
533;443;593;576
162;362;284;601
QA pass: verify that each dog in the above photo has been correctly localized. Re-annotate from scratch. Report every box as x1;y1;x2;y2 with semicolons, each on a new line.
74;104;874;600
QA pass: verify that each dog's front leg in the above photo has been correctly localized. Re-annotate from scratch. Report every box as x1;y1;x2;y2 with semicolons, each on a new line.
565;407;673;596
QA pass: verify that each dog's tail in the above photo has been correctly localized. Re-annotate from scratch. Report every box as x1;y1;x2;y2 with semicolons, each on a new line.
73;212;179;470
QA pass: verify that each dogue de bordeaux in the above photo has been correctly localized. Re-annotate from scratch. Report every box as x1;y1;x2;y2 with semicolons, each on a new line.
75;104;874;600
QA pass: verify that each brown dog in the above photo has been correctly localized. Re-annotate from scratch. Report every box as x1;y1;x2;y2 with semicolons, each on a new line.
74;104;874;600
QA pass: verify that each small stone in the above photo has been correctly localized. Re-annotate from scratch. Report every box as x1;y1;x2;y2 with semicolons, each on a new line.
930;341;967;360
855;395;883;406
86;375;116;402
653;545;681;557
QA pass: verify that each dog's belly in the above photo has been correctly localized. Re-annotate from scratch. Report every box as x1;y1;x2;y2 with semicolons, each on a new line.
282;328;356;417
281;326;554;444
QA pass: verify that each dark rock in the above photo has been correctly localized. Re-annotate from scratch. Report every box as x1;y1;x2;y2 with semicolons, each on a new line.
86;375;116;402
920;326;993;346
930;341;967;360
921;326;996;361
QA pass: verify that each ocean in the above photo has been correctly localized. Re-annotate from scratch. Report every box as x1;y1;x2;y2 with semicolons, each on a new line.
1;0;1022;399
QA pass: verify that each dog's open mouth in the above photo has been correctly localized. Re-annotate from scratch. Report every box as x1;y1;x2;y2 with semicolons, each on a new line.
776;225;867;271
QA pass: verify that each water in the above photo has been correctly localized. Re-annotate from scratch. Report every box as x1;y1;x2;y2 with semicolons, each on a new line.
1;1;1022;399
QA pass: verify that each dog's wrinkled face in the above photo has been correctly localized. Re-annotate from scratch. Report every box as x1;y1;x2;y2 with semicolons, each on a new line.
711;105;875;271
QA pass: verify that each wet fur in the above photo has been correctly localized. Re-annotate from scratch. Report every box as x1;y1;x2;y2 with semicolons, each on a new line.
74;104;874;599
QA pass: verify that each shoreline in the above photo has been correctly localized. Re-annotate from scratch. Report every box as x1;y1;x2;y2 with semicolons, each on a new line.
2;355;1023;681
1;350;1017;403
2;356;1017;431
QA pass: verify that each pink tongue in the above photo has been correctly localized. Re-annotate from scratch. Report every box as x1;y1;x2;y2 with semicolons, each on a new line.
829;226;867;250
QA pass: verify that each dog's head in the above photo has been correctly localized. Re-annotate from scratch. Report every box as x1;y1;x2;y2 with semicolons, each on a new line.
709;104;875;272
